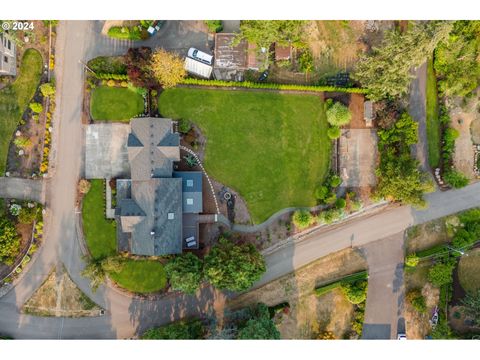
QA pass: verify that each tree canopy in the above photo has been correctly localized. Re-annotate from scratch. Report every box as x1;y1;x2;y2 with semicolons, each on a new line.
375;113;432;207
353;21;453;100
461;289;480;327
236;20;306;48
435;21;480;97
236;303;280;340
142;319;205;339
204;237;266;292
428;262;454;287
150;48;186;88
165;253;203;294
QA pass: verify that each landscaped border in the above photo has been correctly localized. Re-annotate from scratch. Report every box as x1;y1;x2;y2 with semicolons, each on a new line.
180;78;368;94
315;270;368;296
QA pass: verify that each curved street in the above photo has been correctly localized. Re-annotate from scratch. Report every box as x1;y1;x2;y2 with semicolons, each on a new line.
0;21;479;339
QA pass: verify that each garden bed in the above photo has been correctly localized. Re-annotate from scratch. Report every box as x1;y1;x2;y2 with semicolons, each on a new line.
0;49;43;175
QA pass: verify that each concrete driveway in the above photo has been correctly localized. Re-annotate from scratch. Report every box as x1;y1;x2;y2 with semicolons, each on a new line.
0;177;46;204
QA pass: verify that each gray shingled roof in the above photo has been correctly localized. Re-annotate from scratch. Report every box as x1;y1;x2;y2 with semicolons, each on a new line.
173;171;203;214
127;118;180;180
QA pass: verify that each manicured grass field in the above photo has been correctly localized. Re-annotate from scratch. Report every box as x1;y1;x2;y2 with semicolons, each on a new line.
90;86;144;121
109;259;167;293
0;49;43;175
82;179;116;260
159;88;331;224
458;248;480;293
426;57;441;168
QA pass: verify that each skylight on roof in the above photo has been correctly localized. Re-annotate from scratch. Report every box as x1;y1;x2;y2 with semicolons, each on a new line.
168;212;175;220
186;198;193;205
186;179;193;187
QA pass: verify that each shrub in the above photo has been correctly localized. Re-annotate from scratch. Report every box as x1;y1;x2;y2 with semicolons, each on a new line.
327;126;341;139
106;79;116;87
428;262;454;287
329;175;342;188
292;210;313;229
326;101;352;127
298;49;314;74
405;253;420;267
0;218;21;265
165;253;203;294
9;204;21;216
324;192;337;205
444;170;469;188
406;289;427;313
205;20;223;33
314;185;329;201
178;119;192;134
39;82;55;97
18;206;39;224
29;102;43;113
340;280;368;304
335;198;346;209
14;136;32;149
78;179;91;194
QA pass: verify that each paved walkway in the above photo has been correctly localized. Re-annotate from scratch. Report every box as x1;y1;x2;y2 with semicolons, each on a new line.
361;232;405;339
0;177;46;204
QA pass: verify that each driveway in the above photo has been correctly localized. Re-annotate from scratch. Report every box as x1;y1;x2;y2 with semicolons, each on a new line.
361;232;405;339
0;177;46;204
409;62;429;172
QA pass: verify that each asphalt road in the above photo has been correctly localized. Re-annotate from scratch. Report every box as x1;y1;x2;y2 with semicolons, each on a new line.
1;21;480;339
361;232;405;340
0;177;46;204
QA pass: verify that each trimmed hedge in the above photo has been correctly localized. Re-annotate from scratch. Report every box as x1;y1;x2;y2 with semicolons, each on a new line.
94;73;129;81
180;78;368;94
315;270;368;296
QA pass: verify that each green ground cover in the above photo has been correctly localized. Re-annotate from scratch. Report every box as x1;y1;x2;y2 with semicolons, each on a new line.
159;88;331;223
90;86;144;121
81;180;116;260
109;259;167;293
426;57;441;168
0;49;43;174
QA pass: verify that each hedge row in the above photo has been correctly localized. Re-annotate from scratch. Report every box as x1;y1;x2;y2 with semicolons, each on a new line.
180;78;368;94
95;73;129;81
315;270;368;297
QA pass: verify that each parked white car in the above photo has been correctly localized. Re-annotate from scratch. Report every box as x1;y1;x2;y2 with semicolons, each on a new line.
187;48;213;65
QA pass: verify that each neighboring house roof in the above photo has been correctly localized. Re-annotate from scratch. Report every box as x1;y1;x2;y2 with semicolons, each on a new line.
275;44;292;61
173;171;203;214
184;57;213;79
214;33;266;71
0;32;16;76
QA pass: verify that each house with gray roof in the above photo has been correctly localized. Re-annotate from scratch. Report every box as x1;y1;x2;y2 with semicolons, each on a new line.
85;117;205;256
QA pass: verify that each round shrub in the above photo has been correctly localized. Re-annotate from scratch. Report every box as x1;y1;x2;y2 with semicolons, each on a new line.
405;253;420;267
292;210;313;229
340;280;368;304
326;101;352;127
327;126;341;140
329;175;342;188
335;198;346;209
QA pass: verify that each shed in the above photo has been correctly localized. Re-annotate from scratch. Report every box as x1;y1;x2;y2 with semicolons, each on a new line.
275;44;292;61
184;57;213;79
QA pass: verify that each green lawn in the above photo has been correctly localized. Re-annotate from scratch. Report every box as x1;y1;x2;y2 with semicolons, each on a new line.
426;57;441;168
109;258;167;293
82;179;116;260
159;88;331;224
458;248;480;293
90;86;144;121
0;49;43;175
